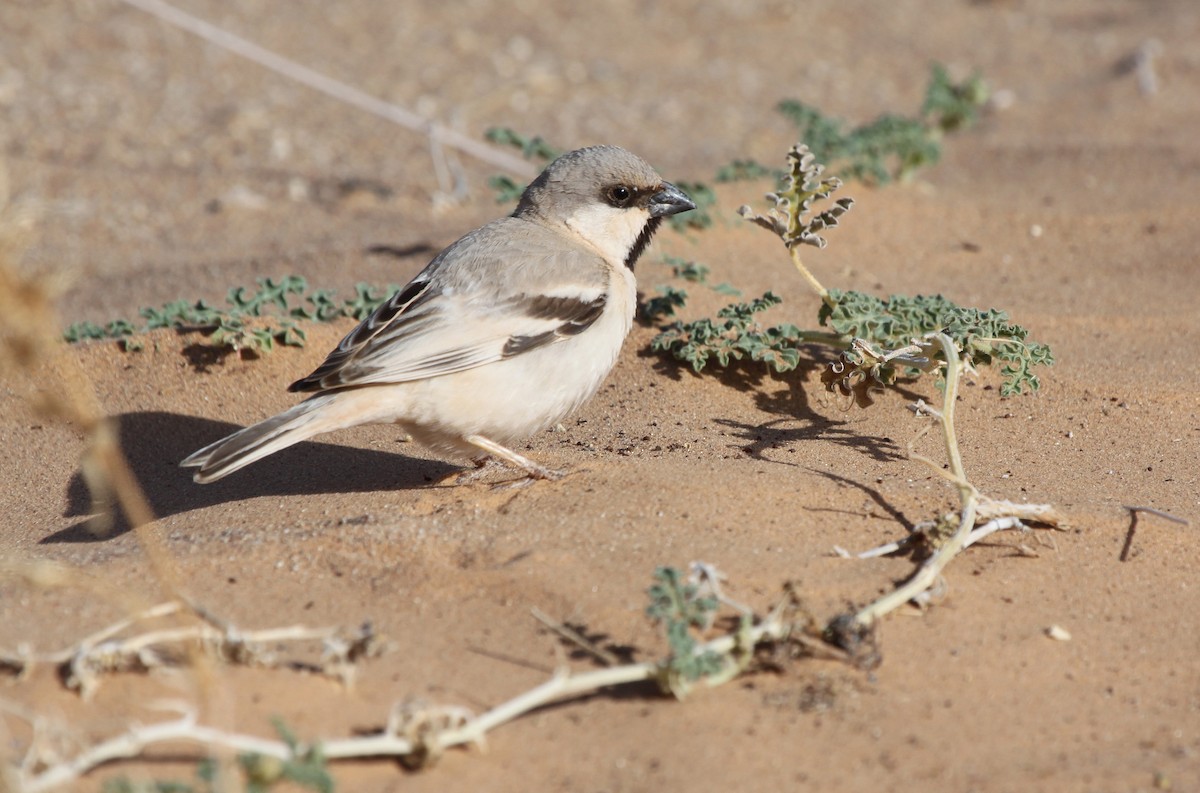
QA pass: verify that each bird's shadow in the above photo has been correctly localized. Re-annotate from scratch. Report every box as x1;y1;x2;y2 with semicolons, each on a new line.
51;411;457;544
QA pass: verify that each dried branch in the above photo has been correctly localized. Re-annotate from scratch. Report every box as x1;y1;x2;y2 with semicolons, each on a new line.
18;704;288;793
0;602;384;698
1122;505;1189;525
850;333;1063;627
10;596;802;789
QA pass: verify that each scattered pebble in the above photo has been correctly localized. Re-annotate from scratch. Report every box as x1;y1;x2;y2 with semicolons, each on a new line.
220;184;269;211
1133;39;1163;96
1046;624;1072;641
987;88;1016;112
287;177;310;202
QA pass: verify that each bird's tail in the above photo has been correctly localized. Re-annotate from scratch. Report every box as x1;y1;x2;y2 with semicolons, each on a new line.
181;391;373;483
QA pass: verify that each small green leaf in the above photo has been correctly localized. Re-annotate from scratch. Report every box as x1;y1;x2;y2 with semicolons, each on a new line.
667;181;717;232
643;286;689;321
668;258;710;283
715;159;775;183
63;321;107;342
488;174;526;204
646;567;723;684
484;127;562;162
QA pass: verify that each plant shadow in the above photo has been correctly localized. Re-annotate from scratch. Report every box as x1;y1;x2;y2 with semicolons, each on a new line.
806;468;918;533
51;411;457;544
644;345;914;464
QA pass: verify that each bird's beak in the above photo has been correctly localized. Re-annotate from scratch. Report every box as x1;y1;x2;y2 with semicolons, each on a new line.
648;183;696;218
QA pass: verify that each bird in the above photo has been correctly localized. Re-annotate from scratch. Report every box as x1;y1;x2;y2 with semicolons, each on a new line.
181;145;695;486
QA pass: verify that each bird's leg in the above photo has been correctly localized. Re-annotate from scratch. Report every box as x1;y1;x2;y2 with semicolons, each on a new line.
449;455;506;485
464;434;565;486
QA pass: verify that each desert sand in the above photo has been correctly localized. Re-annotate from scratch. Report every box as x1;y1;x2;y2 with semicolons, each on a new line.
2;1;1198;791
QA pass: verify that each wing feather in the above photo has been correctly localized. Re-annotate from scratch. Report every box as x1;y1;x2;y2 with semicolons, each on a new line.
290;218;611;392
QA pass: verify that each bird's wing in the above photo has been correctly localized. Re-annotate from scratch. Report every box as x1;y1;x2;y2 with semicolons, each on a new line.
289;219;612;392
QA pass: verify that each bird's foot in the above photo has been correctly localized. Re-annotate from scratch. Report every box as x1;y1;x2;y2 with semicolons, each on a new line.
461;434;570;490
448;456;507;485
489;463;571;490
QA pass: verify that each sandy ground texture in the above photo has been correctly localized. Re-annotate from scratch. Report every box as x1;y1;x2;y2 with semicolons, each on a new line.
3;1;1199;791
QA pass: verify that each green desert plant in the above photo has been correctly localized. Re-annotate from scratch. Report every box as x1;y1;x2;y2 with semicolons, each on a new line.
651;143;1052;402
483;127;563;202
12;564;813;787
651;291;815;372
776;63;988;185
645;566;724;684
102;718;333;793
641;255;744;323
63;276;400;356
711;65;988;188
492;66;983;239
642;285;690;322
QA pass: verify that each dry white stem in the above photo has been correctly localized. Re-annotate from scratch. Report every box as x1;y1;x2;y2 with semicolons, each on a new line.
689;561;752;621
851;331;1062;626
910;398;943;420
3;603;381;698
963;517;1028;548
14;605;795;788
853;333;1007;626
320;623;384;687
1132;39;1163;96
854;515;973;629
976;498;1063;527
21;704;289;793
1124;505;1190;525
909;575;947;610
877;340;928;366
848;510;1056;562
116;0;538;179
60;602;183;664
0;701;64;778
356;601;790;754
850;539;908;559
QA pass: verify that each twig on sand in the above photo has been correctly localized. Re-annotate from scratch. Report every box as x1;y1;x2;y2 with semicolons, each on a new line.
11;598;803;790
1119;504;1190;561
0;601;384;699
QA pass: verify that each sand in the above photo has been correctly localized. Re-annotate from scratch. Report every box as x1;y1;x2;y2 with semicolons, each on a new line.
2;1;1198;790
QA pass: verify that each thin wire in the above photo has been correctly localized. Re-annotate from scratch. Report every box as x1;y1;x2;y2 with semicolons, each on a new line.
116;0;539;178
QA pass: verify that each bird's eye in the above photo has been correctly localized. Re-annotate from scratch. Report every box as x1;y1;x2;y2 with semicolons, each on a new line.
606;185;632;207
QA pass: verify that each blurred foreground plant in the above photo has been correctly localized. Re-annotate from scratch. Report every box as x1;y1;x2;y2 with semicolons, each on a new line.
10;562;840;790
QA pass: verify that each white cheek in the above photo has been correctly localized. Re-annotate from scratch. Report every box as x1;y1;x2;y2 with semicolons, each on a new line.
565;204;651;266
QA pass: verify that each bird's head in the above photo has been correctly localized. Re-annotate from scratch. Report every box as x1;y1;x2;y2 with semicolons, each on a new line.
514;145;695;270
